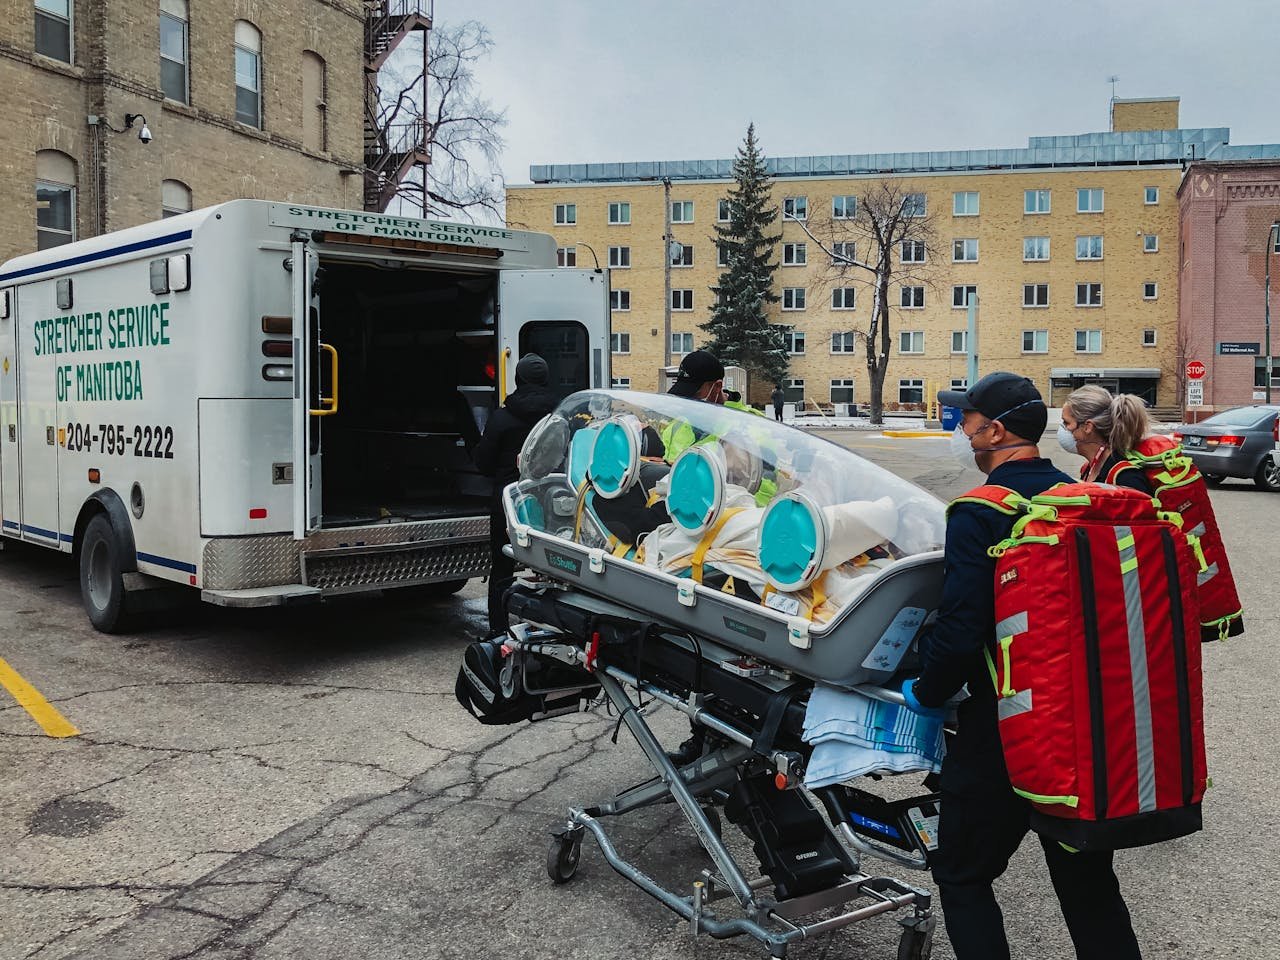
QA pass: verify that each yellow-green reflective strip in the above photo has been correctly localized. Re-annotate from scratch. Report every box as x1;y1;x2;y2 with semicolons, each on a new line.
1012;787;1079;807
1119;556;1139;575
984;648;999;690
1033;494;1093;505
1058;842;1081;853
1116;534;1136;551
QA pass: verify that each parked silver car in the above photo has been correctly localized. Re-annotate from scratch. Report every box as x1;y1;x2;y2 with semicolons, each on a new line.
1175;405;1280;491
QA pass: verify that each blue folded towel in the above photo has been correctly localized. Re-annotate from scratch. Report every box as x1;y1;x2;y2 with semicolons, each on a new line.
802;684;945;788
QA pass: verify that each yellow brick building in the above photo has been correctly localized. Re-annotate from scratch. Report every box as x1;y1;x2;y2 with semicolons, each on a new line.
0;0;369;264
508;99;1201;409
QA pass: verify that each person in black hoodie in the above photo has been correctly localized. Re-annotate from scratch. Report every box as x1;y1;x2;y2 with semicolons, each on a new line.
474;353;559;634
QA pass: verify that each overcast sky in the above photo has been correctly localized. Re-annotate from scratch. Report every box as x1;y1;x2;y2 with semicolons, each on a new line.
462;0;1280;185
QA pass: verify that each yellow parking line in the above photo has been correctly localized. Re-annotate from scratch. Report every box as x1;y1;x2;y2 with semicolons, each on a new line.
882;430;949;439
0;657;80;738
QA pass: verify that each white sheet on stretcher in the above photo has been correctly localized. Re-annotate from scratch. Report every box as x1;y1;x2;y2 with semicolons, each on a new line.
802;684;945;787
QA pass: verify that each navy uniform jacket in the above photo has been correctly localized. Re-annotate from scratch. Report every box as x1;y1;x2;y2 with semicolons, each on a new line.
914;457;1073;710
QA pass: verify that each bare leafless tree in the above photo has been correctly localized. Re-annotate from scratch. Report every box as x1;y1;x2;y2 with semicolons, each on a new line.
785;181;941;424
378;20;506;222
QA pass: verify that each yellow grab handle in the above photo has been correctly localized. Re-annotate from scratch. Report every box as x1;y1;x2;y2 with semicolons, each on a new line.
499;346;511;403
310;342;339;416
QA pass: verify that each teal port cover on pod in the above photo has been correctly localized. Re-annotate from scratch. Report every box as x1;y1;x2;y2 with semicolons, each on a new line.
667;444;727;533
759;491;828;591
587;417;642;499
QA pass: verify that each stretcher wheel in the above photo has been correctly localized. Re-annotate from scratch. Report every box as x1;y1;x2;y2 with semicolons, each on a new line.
547;833;582;884
896;919;934;960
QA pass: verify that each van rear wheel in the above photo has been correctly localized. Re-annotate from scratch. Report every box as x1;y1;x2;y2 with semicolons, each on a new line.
79;514;131;633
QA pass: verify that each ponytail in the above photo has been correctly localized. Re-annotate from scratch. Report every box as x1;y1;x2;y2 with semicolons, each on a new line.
1064;384;1151;454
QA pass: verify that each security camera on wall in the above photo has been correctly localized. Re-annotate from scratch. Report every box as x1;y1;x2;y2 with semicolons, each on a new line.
138;123;153;144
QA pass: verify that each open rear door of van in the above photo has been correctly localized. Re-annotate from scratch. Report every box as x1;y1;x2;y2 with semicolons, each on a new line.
289;236;325;539
497;269;610;403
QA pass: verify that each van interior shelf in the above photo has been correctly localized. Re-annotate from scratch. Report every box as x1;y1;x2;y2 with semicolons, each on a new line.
457;385;496;392
455;329;496;340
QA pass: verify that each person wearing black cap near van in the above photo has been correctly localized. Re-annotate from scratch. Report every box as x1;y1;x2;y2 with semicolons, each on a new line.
474;353;558;635
901;372;1141;960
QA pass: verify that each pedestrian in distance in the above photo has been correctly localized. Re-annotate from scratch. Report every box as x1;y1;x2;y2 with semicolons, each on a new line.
771;384;785;422
473;353;559;636
902;372;1143;960
1059;384;1154;493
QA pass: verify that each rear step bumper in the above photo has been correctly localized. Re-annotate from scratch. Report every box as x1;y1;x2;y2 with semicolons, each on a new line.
202;585;324;607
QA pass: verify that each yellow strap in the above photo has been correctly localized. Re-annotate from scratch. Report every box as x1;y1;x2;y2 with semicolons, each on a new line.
572;480;591;542
646;488;662;508
611;539;631;558
691;508;745;583
809;572;828;615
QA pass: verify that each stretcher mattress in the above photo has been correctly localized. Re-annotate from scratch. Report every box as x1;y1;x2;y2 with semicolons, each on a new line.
504;390;946;688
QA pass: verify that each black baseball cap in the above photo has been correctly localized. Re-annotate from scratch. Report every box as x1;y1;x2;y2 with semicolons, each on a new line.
668;349;725;398
938;371;1047;439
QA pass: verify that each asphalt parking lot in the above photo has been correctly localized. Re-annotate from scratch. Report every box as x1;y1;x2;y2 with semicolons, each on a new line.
1;432;1276;960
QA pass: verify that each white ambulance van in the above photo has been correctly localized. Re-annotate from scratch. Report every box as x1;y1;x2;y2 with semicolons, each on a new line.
0;200;609;631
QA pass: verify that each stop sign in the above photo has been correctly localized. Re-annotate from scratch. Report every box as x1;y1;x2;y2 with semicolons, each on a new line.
1186;360;1206;380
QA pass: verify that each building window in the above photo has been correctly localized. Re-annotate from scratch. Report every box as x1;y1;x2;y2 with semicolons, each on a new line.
831;332;859;353
670;243;693;267
1075;329;1103;353
1018;335;1049;358
951;330;968;354
717;198;731;222
903;193;927;217
611;377;631;389
608;201;631;224
1075;283;1102;307
1076;235;1103;260
671;332;694;354
952;238;979;262
35;150;76;250
1274;233;1280;254
35;0;72;62
160;1;189;103
1143;281;1158;300
1023;283;1049;308
832;195;857;219
161;179;192;218
900;285;924;309
899;379;924;404
783;196;808;221
1024;189;1051;214
234;20;262;128
608;245;630;268
1143;234;1159;253
1144;186;1159;205
952;285;977;308
671;289;693;311
1023;236;1050;261
901;239;926;263
554;203;576;225
782;287;807;311
953;191;979;216
671;200;694;223
831;241;856;265
1142;328;1157;347
1022;329;1049;354
831;287;856;310
610;332;630;354
1077;188;1104;213
556;246;576;267
301;51;327;151
831;379;856;403
610;290;630;311
782;242;807;266
950;377;969;390
716;243;730;267
782;327;806;355
899;330;924;354
783;378;805;403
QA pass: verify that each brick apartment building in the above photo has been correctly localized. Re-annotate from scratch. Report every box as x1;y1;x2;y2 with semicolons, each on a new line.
1178;160;1280;411
0;0;370;264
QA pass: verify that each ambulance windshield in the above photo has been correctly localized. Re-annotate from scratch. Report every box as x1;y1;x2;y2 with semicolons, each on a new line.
511;391;945;592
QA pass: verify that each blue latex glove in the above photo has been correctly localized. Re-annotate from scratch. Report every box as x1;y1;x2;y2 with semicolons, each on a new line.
901;678;943;717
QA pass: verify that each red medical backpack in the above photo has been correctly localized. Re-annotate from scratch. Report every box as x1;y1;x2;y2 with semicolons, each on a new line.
955;482;1207;851
1111;435;1244;641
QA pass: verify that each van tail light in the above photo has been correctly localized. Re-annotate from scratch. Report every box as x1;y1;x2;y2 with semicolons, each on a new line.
1206;435;1245;448
1171;431;1183;442
1273;419;1278;442
262;340;293;358
262;364;293;381
262;315;292;334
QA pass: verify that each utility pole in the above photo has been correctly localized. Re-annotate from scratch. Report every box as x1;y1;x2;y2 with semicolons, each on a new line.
966;292;980;386
662;177;673;368
1267;222;1279;403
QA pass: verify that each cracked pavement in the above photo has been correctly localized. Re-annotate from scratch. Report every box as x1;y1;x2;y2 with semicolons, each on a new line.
1;436;1276;960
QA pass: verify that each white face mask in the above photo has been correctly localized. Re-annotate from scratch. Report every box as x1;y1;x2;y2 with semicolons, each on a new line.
1057;424;1079;454
950;425;980;470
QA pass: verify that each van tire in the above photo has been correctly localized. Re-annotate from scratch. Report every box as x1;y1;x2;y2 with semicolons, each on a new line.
79;514;131;633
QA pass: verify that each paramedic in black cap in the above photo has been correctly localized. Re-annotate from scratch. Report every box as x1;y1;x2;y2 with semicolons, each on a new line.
903;371;1142;960
667;349;726;403
474;354;558;635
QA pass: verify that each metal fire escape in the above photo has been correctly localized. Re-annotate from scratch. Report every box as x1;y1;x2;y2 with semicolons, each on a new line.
364;1;433;212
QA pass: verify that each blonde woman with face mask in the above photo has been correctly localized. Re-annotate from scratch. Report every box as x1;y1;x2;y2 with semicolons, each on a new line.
1058;385;1153;493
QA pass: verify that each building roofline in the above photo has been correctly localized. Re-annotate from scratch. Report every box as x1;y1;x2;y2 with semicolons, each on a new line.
1112;96;1180;104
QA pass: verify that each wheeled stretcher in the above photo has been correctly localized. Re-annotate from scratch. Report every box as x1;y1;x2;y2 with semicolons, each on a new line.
459;391;953;958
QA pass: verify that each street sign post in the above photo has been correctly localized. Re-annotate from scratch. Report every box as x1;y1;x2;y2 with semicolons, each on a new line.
1187;381;1204;407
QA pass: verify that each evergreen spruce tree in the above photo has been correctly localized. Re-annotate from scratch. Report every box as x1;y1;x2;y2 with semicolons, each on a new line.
701;124;788;392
